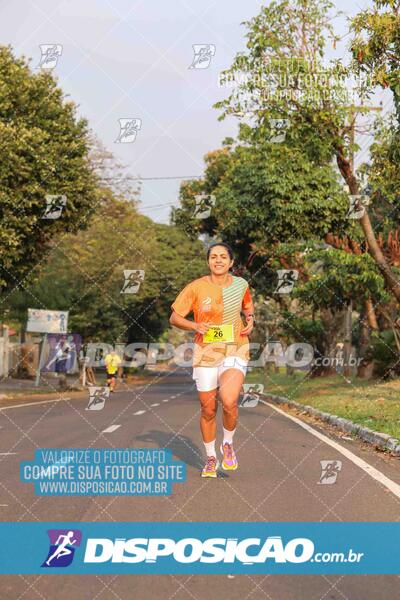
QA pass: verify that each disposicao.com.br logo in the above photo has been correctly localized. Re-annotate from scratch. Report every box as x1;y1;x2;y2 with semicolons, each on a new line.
1;522;393;574
34;526;369;574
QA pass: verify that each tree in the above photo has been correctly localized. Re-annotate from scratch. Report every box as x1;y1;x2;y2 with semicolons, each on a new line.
172;135;352;293
213;0;400;302
122;221;206;343
172;0;400;377
0;46;98;294
350;0;400;121
5;194;205;345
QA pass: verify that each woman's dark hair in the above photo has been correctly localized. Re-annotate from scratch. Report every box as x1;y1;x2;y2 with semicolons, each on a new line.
206;242;234;261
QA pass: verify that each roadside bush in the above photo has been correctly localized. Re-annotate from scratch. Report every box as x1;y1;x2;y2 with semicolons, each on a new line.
369;330;400;379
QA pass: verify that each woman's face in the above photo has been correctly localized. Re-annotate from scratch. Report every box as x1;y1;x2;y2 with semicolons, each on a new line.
208;245;234;276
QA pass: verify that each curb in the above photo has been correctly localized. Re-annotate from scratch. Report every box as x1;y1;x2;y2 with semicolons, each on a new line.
0;377;155;404
260;392;400;457
0;389;88;404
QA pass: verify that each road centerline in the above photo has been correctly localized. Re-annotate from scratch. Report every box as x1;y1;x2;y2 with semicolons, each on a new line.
102;424;121;433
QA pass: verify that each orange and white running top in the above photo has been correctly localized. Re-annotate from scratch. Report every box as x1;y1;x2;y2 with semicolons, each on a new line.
171;274;254;367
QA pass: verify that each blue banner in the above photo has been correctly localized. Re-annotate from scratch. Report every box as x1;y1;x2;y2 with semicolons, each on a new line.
20;448;186;496
0;522;398;574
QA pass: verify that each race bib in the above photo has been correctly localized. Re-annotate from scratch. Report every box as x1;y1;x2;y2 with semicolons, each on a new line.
203;324;234;343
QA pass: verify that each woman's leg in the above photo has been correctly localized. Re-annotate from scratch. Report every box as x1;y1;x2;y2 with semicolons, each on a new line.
199;389;218;443
218;367;244;470
199;389;219;477
194;367;220;476
218;368;244;433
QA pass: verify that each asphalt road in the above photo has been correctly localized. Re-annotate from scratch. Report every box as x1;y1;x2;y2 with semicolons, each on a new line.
0;368;399;599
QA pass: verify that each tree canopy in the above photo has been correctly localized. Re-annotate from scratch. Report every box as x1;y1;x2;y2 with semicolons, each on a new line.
5;194;205;343
0;46;98;292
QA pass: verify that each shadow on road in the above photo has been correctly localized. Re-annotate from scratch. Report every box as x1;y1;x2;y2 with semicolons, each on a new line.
134;430;230;478
135;430;204;469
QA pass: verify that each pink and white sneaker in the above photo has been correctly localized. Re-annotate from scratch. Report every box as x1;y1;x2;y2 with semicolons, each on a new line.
220;442;238;471
201;455;220;478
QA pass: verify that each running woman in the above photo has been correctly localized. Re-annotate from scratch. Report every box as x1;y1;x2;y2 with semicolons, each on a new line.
170;242;254;478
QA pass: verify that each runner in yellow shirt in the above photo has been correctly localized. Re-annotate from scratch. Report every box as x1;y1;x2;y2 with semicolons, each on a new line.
104;350;122;393
170;242;255;478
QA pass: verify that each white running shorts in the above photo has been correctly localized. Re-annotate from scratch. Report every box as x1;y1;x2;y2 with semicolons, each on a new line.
192;356;248;392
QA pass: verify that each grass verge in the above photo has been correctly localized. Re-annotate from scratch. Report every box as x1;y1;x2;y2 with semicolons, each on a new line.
245;368;400;442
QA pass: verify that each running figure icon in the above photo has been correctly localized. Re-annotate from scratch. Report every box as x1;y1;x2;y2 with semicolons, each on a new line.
45;531;77;566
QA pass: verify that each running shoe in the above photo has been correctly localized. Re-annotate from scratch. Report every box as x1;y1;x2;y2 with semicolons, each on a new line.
220;442;238;470
201;455;219;478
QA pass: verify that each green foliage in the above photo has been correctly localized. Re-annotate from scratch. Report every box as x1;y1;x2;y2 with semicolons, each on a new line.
172;136;353;298
294;248;390;311
5;195;205;343
215;0;353;159
210;142;348;242
173;0;373;287
366;116;400;236
280;309;326;353
171;147;231;241
350;0;400;118
368;329;400;379
0;46;98;290
124;221;206;342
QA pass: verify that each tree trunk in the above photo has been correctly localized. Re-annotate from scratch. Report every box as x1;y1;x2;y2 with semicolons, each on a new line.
286;364;295;376
365;298;378;330
360;211;400;301
357;299;378;379
310;307;339;377
343;300;352;377
336;147;400;302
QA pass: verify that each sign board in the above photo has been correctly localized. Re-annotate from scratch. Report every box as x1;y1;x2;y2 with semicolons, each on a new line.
42;333;81;373
27;309;69;334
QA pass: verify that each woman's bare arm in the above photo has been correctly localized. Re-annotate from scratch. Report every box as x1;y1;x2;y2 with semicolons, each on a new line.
169;311;210;334
240;303;255;336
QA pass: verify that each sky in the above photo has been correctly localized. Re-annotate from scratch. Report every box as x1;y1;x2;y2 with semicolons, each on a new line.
0;0;382;223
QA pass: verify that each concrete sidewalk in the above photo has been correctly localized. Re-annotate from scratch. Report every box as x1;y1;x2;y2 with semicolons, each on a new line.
0;371;166;403
0;375;84;399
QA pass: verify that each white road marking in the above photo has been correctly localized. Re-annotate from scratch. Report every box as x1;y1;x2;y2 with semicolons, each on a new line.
0;452;18;456
150;403;159;407
102;424;121;433
260;399;400;499
0;504;8;507
163;399;169;403
0;398;71;410
133;410;146;415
